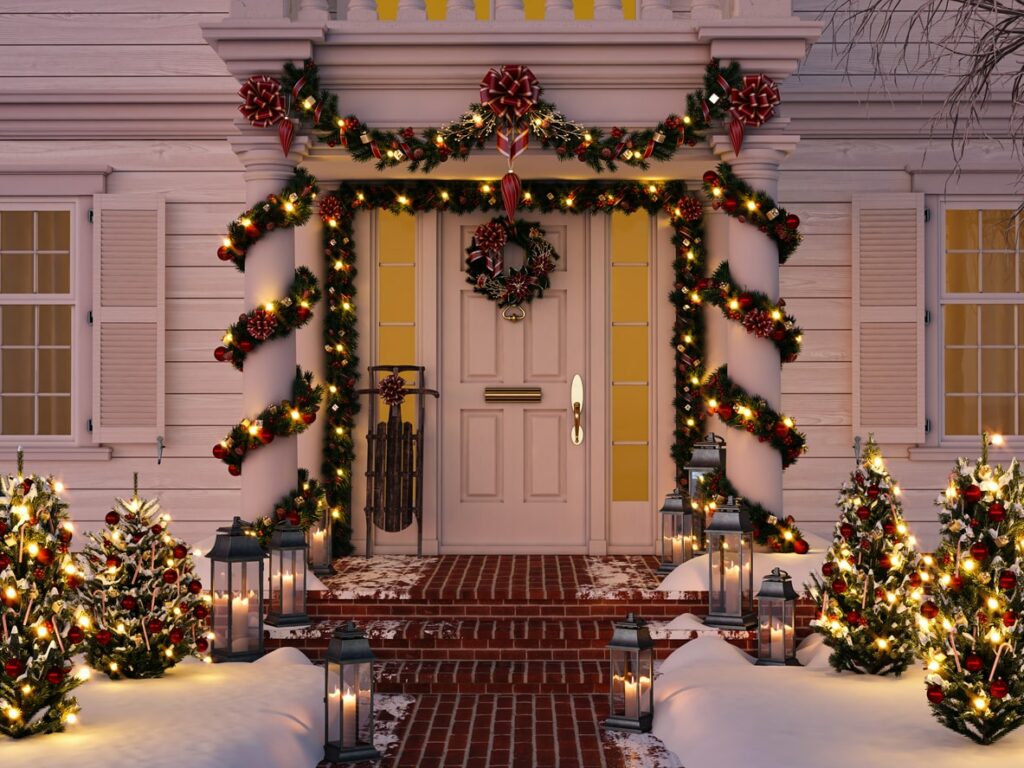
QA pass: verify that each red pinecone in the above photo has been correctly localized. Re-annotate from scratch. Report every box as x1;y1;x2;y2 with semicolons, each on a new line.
246;307;278;341
677;196;704;222
742;309;775;338
319;194;342;224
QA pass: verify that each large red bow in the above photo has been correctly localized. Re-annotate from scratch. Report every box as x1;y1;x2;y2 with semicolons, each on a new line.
480;65;540;121
238;75;286;128
727;74;781;155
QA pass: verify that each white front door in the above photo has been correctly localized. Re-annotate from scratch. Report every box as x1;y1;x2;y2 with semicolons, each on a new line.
439;213;590;553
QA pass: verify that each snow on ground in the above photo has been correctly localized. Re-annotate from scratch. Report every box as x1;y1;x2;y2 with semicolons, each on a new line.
603;730;685;768
0;649;413;768
653;634;1024;768
656;532;829;596
322;555;437;600
578;557;660;599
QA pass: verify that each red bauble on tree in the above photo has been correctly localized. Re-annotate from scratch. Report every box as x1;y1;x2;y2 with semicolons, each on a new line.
962;484;983;504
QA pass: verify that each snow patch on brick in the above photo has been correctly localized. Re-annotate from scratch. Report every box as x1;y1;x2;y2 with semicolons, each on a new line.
322;555;437;600
604;730;684;768
577;556;661;600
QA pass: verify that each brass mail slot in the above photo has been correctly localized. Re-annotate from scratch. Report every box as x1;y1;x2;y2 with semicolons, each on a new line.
484;387;543;403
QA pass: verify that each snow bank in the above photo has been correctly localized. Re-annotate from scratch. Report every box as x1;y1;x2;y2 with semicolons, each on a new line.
0;650;413;768
657;532;829;595
653;636;1024;768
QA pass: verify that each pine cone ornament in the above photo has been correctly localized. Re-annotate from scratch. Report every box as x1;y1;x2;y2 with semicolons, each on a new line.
246;307;278;342
238;75;286;128
742;309;775;338
677;196;704;222
378;373;406;407
319;194;342;224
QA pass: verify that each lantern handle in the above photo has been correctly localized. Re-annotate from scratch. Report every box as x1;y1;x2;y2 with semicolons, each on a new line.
853;435;862;465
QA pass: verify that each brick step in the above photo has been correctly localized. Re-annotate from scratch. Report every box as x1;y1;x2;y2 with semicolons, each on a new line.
373;659;611;695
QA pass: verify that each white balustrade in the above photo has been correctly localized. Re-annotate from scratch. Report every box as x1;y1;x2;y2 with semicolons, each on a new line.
592;0;623;20
544;0;574;20
397;0;428;20
446;0;477;20
298;0;331;20
689;0;722;21
494;0;525;20
346;0;380;20
640;0;672;20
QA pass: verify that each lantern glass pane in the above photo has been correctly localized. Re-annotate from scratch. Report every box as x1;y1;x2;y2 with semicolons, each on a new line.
269;550;283;616
740;533;754;616
357;662;373;746
638;651;653;716
784;599;795;658
709;532;745;615
309;523;329;569
687;469;706;498
233;562;259;654
211;559;230;652
661;512;692;566
339;663;372;748
294;549;307;614
326;661;342;746
609;649;629;717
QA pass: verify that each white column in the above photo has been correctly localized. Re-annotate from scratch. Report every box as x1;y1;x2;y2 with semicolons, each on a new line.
228;134;310;525
640;0;673;20
701;205;729;444
544;0;574;20
593;0;623;19
710;133;798;519
446;0;477;20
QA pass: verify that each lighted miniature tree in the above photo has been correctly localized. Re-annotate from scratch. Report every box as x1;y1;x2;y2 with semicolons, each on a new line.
918;434;1024;744
80;476;208;679
809;437;923;675
0;452;86;738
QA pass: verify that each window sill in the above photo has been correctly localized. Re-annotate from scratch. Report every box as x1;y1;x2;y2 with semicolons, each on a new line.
908;445;1017;462
0;445;112;462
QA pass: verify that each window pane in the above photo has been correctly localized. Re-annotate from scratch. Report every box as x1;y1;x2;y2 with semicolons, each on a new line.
2;306;33;346
982;252;1015;292
980;304;1015;345
37;253;70;294
37;396;70;436
0;212;33;251
946;395;978;435
38;349;70;394
946;252;978;293
981;348;1015;392
38;306;71;346
36;211;70;251
945;348;976;393
982;396;1015;435
944;304;978;345
981;210;1016;250
1;396;33;435
1;253;33;293
2;349;34;393
946;209;979;250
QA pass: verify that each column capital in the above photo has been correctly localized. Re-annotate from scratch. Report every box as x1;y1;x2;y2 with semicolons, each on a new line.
709;125;799;197
228;130;312;181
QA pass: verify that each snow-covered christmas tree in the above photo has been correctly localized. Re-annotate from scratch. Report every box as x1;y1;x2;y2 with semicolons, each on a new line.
809;436;922;675
0;451;85;738
918;433;1024;744
80;476;208;679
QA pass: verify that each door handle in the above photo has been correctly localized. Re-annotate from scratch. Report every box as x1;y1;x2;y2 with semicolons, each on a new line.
570;374;584;446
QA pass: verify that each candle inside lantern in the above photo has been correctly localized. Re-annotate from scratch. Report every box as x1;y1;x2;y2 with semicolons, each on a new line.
639;675;652;713
328;686;341;743
671;535;683;563
724;563;740;615
770;623;784;661
342;686;357;747
281;571;295;614
623;674;639;720
231;593;249;652
212;592;228;651
310;527;327;564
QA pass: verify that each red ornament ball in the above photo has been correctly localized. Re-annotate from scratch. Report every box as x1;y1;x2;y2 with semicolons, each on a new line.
989;501;1006;522
908;572;922;589
172;544;188;560
105;510;121;526
832;579;847;595
214;346;228;362
845;609;863;626
95;629;112;646
32;567;45;581
36;547;54;565
217;245;234;261
920;601;939;619
194;605;209;620
991;679;1010;699
121;596;138;611
784;213;800;230
926;685;945;704
970;541;991;562
1003;610;1018;627
67;626;84;645
162;568;178;584
238;340;253;353
839;522;855;540
963;484;983;504
151;524;162;535
196;638;210;653
792;538;809;555
949;574;964;592
147;619;164;634
228;464;242;477
856;505;871;520
867;486;880;500
878;555;892;570
105;556;121;569
882;520;896;535
965;652;984;673
999;570;1017;591
716;404;735;421
4;659;24;678
212;444;228;460
169;629;184;645
722;197;739;213
188;579;203;595
45;668;65;685
822;562;835;577
0;554;9;572
702;171;720;186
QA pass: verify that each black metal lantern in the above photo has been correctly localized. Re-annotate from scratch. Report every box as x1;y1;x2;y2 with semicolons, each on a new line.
604;613;654;733
266;521;310;627
324;621;380;763
657;490;700;575
307;504;333;577
757;567;800;665
705;496;755;629
685;433;726;499
208;516;266;662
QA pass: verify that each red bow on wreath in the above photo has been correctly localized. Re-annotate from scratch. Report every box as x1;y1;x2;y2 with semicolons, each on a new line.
238;75;286;128
727;74;781;155
480;65;540;162
468;220;509;277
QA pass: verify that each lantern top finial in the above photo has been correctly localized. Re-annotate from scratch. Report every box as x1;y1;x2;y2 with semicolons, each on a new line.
608;613;654;650
208;516;266;561
756;567;799;601
326;621;376;664
270;519;307;549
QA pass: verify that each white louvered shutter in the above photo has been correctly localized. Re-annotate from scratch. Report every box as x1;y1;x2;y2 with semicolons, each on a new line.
852;193;925;444
92;195;165;443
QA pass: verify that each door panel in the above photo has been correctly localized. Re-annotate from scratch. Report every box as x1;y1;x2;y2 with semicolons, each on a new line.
441;212;588;552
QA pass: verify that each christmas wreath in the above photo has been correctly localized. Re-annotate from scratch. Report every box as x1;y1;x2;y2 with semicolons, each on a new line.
465;217;559;316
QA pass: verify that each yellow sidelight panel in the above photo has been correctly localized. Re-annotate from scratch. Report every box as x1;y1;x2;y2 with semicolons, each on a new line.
378;326;416;367
611;267;648;324
611;326;648;382
379;210;416;263
611;386;649;443
611;445;648;502
610;210;650;263
379;266;416;324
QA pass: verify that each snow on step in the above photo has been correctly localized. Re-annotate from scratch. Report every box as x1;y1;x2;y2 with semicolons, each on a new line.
321;555;439;600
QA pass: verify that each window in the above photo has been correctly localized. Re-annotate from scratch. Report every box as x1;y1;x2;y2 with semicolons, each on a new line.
942;206;1024;437
0;209;73;437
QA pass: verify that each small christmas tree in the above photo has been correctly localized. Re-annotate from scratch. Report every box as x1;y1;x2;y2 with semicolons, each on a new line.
918;433;1024;744
80;475;208;679
0;451;85;738
809;436;922;675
